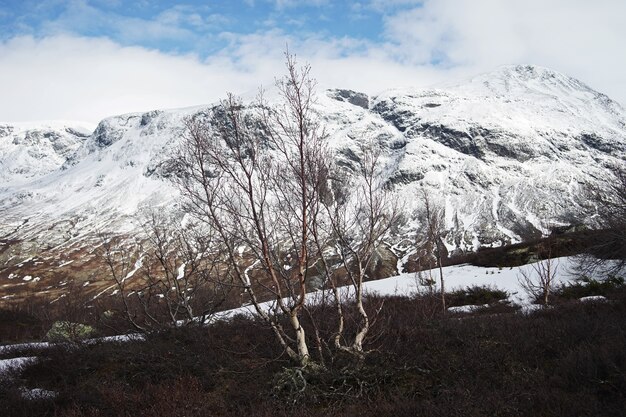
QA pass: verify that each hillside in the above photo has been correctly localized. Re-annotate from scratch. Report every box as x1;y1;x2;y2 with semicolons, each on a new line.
1;65;625;301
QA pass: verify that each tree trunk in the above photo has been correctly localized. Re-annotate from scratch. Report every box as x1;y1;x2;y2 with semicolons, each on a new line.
289;311;310;366
438;253;446;313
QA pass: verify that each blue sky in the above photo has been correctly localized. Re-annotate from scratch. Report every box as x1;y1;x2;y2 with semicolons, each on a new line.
0;1;392;54
0;1;409;59
0;0;625;123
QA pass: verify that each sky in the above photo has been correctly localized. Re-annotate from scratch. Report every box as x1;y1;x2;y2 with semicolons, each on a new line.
0;0;625;124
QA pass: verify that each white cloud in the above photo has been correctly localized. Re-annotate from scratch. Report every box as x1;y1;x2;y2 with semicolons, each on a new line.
271;0;329;9
0;33;452;124
1;0;625;124
0;35;263;123
382;0;626;101
367;0;421;12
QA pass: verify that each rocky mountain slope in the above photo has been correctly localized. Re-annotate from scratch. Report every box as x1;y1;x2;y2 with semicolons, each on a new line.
1;65;625;300
0;122;92;186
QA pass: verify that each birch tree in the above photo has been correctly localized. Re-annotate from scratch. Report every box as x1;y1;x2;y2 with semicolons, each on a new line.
174;53;327;367
99;211;229;331
173;52;402;365
137;209;229;326
314;144;401;357
417;189;447;312
518;239;559;306
578;166;626;276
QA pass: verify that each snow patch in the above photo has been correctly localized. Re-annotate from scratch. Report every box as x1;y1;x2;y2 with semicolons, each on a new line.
579;295;607;303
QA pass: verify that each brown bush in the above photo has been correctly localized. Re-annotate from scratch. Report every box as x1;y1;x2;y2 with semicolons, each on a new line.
1;292;625;417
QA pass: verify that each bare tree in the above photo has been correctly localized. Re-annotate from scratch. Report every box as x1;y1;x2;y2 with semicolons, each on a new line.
99;233;147;331
98;210;230;331
173;52;328;367
172;51;402;365
518;239;559;306
416;189;447;312
314;144;401;357
137;209;230;326
578;166;626;276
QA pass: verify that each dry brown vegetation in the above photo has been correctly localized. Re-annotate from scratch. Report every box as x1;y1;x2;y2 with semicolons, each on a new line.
1;287;625;417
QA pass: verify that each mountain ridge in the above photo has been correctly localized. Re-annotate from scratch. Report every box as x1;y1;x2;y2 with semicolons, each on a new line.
1;64;624;299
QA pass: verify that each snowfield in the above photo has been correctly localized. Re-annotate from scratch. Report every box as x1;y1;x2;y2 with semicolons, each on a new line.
210;256;581;321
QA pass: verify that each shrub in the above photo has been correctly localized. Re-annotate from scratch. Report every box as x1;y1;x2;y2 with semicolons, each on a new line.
556;275;625;300
3;293;626;417
0;308;45;344
446;285;509;307
45;321;96;343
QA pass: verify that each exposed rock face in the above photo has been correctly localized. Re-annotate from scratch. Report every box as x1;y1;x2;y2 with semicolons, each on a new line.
0;65;625;283
328;89;369;109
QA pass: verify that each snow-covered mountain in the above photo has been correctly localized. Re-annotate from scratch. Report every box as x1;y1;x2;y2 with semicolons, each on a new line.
1;65;625;295
0;121;92;186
